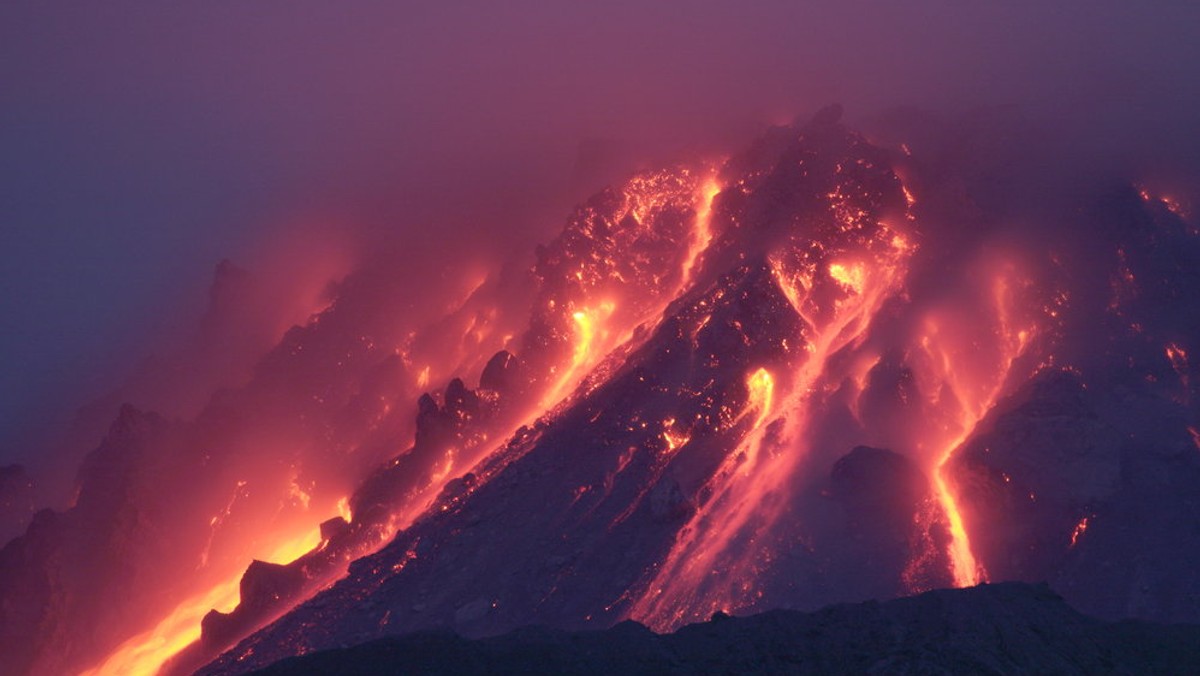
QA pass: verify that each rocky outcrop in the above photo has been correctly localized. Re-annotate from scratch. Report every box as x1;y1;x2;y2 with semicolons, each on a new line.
247;582;1200;675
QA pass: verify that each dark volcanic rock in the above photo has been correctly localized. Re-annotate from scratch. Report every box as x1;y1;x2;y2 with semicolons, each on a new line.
246;582;1200;675
818;446;952;599
951;367;1200;624
479;351;521;395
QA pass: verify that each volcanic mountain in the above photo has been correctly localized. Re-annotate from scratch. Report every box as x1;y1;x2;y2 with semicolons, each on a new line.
3;106;1199;675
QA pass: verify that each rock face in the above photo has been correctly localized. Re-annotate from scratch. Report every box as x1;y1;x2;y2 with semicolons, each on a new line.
951;369;1200;623
247;582;1200;675
944;163;1200;624
819;446;951;601
0;406;177;676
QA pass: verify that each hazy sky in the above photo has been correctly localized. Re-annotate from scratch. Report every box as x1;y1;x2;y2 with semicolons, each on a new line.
3;1;1199;458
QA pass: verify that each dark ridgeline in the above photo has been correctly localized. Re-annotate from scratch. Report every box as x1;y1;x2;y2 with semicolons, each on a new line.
248;583;1200;676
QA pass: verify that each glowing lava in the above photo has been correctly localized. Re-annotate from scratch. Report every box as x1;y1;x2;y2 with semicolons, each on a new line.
917;262;1039;588
634;228;912;628
682;176;722;286
661;418;691;455
572;309;598;366
932;452;982;586
1069;516;1090;548
828;261;866;295
745;368;775;429
539;301;616;410
81;526;324;676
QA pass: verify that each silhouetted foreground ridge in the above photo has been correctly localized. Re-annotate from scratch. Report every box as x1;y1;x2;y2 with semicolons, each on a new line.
248;582;1200;675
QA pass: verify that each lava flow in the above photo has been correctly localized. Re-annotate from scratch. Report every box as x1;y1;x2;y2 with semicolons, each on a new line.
633;134;917;627
80;523;325;676
914;260;1038;587
62;163;728;676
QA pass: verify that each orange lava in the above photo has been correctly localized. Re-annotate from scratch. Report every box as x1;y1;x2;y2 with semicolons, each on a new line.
539;301;616;410
828;260;866;295
80;526;324;676
633;231;911;629
681;176;722;286
915;261;1039;588
661;418;691;455
745;368;775;429
1069;516;1090;548
932;445;984;586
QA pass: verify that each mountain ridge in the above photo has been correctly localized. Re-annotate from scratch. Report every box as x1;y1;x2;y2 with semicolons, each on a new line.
245;582;1200;675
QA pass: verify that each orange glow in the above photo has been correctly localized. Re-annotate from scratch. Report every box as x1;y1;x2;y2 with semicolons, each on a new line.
681;176;722;287
745;368;775;429
81;526;324;676
416;365;431;389
1166;342;1188;381
635;227;912;629
337;496;352;522
931;461;981;586
1069;516;1090;548
661;418;691;455
429;455;456;488
846;352;883;422
1165;342;1187;361
539;301;617;410
1138;184;1192;220
916;262;1039;588
288;477;312;510
828;261;866;295
572;310;596;366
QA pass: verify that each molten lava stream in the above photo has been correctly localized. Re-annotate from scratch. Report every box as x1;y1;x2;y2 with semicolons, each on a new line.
538;171;724;415
634;250;909;629
917;263;1037;588
932;442;983;586
84;168;731;675
80;525;325;676
680;176;722;288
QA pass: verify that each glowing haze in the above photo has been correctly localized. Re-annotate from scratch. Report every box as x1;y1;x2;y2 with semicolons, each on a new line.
4;1;1200;478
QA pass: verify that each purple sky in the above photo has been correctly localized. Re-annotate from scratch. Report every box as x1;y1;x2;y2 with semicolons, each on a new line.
3;1;1199;463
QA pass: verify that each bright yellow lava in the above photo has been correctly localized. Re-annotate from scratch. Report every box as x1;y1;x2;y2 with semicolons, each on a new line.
745;368;775;429
932;451;982;587
571;310;595;368
682;177;721;286
80;526;324;676
828;261;866;295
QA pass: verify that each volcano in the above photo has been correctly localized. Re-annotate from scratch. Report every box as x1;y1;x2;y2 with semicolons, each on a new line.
3;106;1199;675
